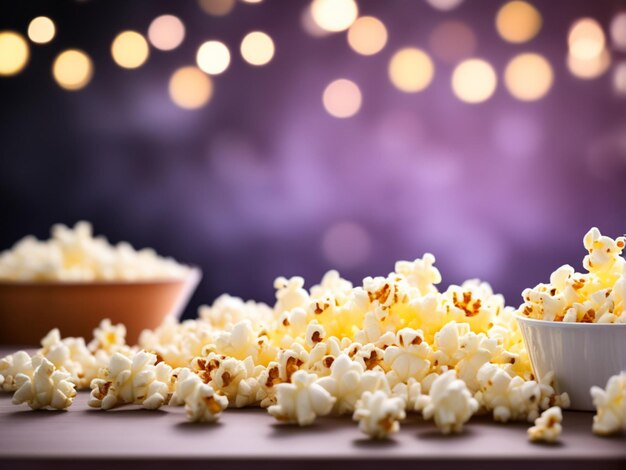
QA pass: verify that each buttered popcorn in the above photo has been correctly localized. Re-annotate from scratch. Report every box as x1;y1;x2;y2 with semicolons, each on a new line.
528;406;563;443
590;372;626;436
2;251;577;440
0;221;190;281
519;227;626;323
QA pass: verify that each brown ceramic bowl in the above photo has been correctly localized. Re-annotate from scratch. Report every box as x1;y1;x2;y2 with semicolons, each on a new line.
0;268;201;346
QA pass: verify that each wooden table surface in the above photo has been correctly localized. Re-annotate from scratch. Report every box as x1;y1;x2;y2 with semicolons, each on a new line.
0;349;624;470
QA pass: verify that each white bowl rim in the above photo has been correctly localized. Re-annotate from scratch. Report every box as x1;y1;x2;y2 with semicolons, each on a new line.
515;314;626;328
0;266;202;287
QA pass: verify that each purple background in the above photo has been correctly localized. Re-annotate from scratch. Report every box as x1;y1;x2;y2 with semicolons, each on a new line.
1;0;625;318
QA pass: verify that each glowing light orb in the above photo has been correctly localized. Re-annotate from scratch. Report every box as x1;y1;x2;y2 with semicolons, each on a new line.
240;31;275;66
504;53;553;101
568;18;605;60
567;48;610;80
52;49;93;90
27;17;56;44
428;20;476;64
451;59;497;104
169;66;213;109
196;40;230;75
347;16;387;56
610;12;626;51
148;15;185;51
322;222;371;268
388;48;434;93
496;1;542;43
311;0;358;33
613;62;626;95
322;78;362;118
111;31;149;69
0;31;29;76
198;0;236;16
426;0;464;11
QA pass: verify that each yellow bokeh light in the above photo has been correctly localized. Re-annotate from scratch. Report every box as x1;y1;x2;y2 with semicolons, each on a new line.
240;31;275;66
495;1;542;43
428;20;476;64
504;53;553;101
347;16;388;56
0;31;29;76
311;0;358;33
196;40;230;75
52;49;93;91
27;17;56;44
568;18;605;61
451;59;497;104
198;0;236;16
567;48;610;80
322;78;362;118
148;15;185;51
388;48;434;93
111;31;149;69
169;66;213;109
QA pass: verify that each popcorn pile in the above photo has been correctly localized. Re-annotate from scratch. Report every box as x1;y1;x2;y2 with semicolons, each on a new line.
0;222;190;281
519;227;626;323
0;246;623;441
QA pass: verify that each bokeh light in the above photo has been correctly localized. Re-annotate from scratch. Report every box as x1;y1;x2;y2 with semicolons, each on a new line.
504;53;553;101
322;221;371;268
0;31;29;76
27;17;55;44
568;18;605;61
111;31;149;69
347;16;388;56
301;4;331;38
428;20;476;64
322;78;362;118
52;49;93;91
426;0;464;11
241;0;263;3
610;12;626;51
148;15;185;51
196;40;230;75
310;0;358;33
451;59;497;104
169;66;213;109
614;62;626;96
567;48;611;80
240;31;275;66
198;0;236;16
388;48;434;93
495;1;542;44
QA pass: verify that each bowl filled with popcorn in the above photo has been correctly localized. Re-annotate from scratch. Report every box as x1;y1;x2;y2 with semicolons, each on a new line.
516;228;626;411
0;222;200;345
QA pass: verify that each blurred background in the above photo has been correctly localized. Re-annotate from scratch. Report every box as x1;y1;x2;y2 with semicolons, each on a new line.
1;0;626;319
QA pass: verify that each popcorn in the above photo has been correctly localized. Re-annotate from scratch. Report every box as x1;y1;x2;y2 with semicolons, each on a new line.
528;406;563;443
418;370;478;434
88;351;173;410
383;328;431;383
12;356;76;410
0;221;190;281
590;372;626;435
317;354;367;415
353;390;406;439
39;328;97;389
519;228;626;323
88;319;127;353
268;370;335;426
170;368;228;422
199;294;273;330
0;351;34;392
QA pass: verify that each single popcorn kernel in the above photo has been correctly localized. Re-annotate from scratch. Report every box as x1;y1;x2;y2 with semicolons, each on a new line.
528;406;563;443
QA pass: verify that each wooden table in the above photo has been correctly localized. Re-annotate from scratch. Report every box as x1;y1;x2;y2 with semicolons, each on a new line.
0;349;624;470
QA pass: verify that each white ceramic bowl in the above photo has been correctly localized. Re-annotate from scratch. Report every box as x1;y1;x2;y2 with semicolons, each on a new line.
516;315;626;411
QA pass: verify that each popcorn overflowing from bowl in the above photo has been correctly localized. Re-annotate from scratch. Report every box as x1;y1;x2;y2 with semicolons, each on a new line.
0;224;624;443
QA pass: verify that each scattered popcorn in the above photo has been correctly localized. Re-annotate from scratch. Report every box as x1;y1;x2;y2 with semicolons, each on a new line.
519;227;626;323
88;351;173;410
88;319;127;354
39;328;97;389
170;368;228;422
418;370;478;434
0;221;190;281
0;351;34;392
591;372;626;436
528;406;563;443
353;390;406;439
12;356;76;410
268;370;335;426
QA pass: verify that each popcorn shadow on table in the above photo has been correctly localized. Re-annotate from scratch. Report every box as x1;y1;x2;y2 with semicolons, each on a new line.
6;409;69;419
